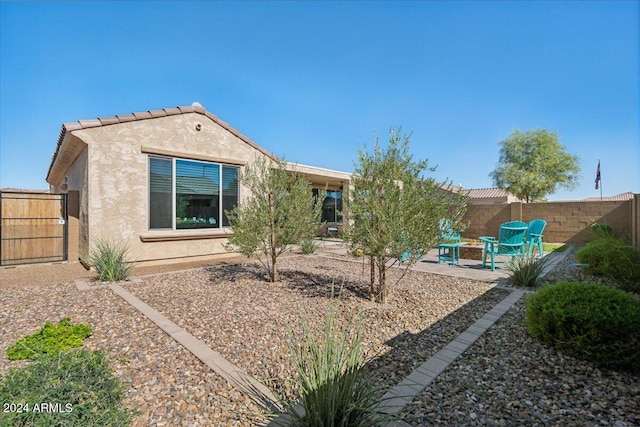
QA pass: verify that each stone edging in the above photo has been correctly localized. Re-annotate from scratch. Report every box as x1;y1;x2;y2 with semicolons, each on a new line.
74;276;142;291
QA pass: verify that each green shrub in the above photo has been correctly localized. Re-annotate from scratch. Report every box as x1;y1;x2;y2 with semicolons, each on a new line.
590;223;613;238
283;309;396;426
89;238;135;282
576;236;640;291
0;349;134;426
508;255;548;288
300;238;320;254
7;318;92;360
525;281;640;370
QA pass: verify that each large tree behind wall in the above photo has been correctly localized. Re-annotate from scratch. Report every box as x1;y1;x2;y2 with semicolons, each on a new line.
490;129;581;202
345;127;468;304
225;156;325;282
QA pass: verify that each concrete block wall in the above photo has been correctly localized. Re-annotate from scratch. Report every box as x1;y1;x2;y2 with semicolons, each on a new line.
461;204;510;239
462;195;639;245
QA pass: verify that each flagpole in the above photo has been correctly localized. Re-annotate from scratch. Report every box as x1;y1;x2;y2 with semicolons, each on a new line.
599;159;602;201
595;159;602;201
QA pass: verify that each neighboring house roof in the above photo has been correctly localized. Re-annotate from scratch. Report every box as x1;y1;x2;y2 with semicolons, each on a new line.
465;187;514;199
46;102;276;183
583;192;635;202
440;184;520;201
176;176;219;195
0;188;50;193
150;173;220;195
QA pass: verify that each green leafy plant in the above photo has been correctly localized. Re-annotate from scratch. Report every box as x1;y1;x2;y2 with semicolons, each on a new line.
7;317;92;360
282;308;398;426
590;222;613;238
225;157;325;282
508;255;548;288
576;235;640;292
0;349;134;426
89;238;135;282
525;281;640;370
300;238;320;254
489;129;580;202
345;126;468;303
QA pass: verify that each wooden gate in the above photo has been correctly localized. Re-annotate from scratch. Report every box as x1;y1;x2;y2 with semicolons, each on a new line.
0;192;68;266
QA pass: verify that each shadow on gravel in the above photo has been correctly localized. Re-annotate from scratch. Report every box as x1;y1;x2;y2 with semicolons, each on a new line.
202;261;370;300
363;287;512;390
203;263;266;282
280;269;371;301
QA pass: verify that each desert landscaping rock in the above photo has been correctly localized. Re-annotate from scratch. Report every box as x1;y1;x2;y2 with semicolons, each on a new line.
2;249;638;426
402;298;639;426
0;275;263;426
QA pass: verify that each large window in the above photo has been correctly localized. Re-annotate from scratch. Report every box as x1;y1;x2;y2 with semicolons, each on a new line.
149;156;239;230
313;189;342;223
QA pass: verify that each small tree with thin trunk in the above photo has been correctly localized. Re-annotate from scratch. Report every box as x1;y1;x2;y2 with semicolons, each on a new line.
490;129;580;202
225;156;325;282
345;127;468;303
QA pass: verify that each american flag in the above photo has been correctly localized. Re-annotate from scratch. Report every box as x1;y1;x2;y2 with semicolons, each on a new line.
595;160;601;190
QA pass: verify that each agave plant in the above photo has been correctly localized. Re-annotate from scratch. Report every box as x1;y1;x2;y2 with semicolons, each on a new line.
508;255;548;288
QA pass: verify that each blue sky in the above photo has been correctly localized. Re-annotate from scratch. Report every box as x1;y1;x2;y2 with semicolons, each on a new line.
1;1;638;200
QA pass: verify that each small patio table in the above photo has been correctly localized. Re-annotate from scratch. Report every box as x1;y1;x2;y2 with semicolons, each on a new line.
437;243;460;265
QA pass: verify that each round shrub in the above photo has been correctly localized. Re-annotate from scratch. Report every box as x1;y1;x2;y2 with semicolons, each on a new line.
590;223;612;238
525;281;640;370
576;236;640;291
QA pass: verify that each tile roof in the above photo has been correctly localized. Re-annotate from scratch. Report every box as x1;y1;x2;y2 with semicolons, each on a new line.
583;192;635;201
47;103;276;181
460;187;513;199
176;176;220;195
150;173;220;195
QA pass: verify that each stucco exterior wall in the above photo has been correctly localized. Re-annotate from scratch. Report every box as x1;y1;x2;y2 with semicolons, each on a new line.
72;113;269;264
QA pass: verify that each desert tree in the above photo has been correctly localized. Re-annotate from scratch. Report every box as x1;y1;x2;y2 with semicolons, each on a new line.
345;127;468;303
490;129;580;202
225;156;325;282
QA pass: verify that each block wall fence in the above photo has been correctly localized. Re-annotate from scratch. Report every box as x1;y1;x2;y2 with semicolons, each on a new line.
462;194;640;248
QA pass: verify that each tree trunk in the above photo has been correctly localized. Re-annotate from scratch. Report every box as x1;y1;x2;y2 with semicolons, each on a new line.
370;255;375;302
271;244;278;282
268;189;278;282
378;258;387;304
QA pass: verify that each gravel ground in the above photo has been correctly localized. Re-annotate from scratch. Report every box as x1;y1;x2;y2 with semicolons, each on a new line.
120;256;505;401
0;272;262;426
1;249;638;426
404;250;640;426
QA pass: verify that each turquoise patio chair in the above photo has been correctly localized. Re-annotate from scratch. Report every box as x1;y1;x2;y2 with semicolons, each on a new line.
479;221;527;271
525;219;547;257
439;218;461;243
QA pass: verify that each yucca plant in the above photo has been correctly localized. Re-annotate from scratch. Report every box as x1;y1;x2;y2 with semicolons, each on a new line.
279;306;401;427
89;238;135;282
508;255;548;288
300;238;320;254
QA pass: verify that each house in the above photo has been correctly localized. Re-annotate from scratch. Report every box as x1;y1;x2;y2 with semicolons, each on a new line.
441;185;522;205
46;103;350;267
465;187;523;205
